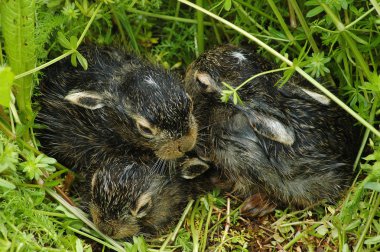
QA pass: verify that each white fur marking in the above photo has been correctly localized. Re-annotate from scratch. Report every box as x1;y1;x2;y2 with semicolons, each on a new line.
265;118;295;145
301;88;331;105
231;51;247;63
145;76;158;87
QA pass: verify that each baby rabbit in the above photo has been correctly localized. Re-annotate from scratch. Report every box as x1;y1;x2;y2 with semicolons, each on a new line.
87;156;215;238
37;46;197;172
185;44;357;215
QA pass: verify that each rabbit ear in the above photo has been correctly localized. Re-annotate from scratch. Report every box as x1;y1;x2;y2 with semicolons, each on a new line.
300;88;330;105
278;85;330;105
195;72;219;93
180;157;210;179
243;108;295;145
65;90;105;110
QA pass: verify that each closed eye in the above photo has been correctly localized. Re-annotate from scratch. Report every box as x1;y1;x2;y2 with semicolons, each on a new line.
137;123;154;136
136;202;150;217
135;118;157;138
130;195;152;218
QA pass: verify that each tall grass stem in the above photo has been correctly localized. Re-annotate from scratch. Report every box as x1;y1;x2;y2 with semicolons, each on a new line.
267;0;297;47
353;193;380;252
288;0;319;52
196;0;204;55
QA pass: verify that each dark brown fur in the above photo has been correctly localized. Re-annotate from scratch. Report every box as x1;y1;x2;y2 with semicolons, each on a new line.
36;46;197;174
88;157;215;238
184;44;357;211
36;46;208;238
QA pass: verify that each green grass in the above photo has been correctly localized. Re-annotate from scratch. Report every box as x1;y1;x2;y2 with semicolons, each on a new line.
1;0;380;251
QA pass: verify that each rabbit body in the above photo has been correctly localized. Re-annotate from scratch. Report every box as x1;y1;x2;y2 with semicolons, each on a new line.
88;156;215;238
37;46;198;173
185;44;356;209
36;46;207;237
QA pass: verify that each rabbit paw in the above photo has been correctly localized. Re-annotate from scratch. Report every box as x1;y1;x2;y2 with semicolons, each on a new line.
240;193;276;217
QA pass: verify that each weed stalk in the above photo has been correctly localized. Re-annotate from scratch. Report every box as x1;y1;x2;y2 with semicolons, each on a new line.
196;0;204;56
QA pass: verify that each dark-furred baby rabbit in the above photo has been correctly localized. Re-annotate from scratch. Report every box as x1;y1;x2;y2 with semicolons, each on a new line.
88;157;215;238
185;44;357;215
37;46;197;173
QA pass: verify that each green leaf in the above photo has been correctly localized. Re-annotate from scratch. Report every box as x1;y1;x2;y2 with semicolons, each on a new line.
277;66;295;87
69;36;78;48
58;32;72;49
0;178;15;189
35;154;44;163
364;182;380;192
268;27;287;39
221;90;233;103
201;196;210;211
224;0;231;11
0;67;15;107
47;0;64;8
0;0;36;122
45;169;69;181
0;238;11;251
306;6;324;17
304;0;319;6
342;243;350;252
22;162;43;180
40;156;57;165
71;52;78;67
316;225;328;236
347;31;369;45
76;52;88;70
42;180;61;187
56;205;78;219
233;92;238;104
363;153;376;161
133;236;148;252
364;235;380;245
75;238;83;252
272;233;285;243
344;219;361;231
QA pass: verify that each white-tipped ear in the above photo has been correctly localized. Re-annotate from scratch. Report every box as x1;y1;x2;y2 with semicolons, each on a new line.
278;85;331;105
301;88;330;105
181;158;210;179
196;72;219;93
246;111;295;146
65;91;105;110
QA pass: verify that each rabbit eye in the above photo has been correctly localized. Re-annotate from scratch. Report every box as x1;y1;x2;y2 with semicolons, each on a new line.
136;202;150;216
131;193;152;218
135;118;157;138
137;123;154;136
